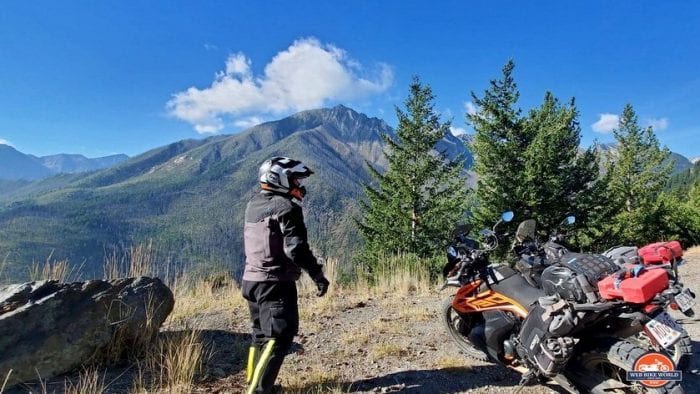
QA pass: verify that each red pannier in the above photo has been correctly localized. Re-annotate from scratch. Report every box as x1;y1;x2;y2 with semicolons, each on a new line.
598;268;669;303
638;241;683;264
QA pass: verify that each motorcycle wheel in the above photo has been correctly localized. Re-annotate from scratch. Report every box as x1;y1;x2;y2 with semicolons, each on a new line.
638;330;693;372
577;340;684;393
440;296;489;361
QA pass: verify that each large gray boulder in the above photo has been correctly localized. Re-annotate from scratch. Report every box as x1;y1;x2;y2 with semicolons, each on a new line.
0;277;174;388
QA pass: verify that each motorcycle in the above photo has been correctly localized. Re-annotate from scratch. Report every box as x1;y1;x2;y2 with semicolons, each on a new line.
511;216;695;372
441;212;692;393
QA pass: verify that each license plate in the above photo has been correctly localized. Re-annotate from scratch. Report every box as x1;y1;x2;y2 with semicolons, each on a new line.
675;288;696;312
646;312;683;348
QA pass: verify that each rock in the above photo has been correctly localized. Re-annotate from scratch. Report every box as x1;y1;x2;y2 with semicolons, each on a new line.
0;277;174;388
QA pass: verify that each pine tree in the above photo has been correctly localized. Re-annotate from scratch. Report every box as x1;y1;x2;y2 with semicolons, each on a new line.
603;104;673;245
469;62;600;238
358;77;470;265
520;93;601;235
468;60;529;229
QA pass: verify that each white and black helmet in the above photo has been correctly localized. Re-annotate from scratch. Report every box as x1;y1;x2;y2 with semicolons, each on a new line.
259;156;314;194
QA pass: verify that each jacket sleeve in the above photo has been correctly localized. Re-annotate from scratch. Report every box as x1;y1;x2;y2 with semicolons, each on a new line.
278;204;323;278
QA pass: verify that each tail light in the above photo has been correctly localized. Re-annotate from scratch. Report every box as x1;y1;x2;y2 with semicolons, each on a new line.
643;304;660;314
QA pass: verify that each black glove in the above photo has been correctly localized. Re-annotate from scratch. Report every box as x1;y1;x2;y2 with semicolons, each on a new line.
312;274;329;297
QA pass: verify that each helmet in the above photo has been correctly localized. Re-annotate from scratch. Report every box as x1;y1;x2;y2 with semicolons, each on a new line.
259;156;313;199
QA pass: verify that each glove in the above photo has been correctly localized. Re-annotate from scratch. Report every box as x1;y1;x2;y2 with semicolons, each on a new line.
312;274;329;297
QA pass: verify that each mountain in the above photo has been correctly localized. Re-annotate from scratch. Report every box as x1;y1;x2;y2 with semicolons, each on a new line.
595;143;693;174
0;144;53;180
0;106;396;281
37;153;129;174
0;145;128;180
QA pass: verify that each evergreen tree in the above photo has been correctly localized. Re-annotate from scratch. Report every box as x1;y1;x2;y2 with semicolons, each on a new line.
469;62;601;239
358;77;470;265
468;60;529;229
602;104;673;245
520;93;601;235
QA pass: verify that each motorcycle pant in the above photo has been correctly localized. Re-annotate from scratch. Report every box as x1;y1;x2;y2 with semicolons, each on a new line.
242;280;299;394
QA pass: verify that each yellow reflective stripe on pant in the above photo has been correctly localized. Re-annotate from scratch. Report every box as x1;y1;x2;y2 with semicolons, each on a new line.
247;339;276;394
246;346;258;383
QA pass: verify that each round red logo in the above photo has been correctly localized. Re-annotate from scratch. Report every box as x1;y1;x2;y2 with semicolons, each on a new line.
632;352;676;388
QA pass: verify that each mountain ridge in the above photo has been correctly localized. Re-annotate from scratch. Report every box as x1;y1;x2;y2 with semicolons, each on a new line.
0;144;129;181
0;106;398;281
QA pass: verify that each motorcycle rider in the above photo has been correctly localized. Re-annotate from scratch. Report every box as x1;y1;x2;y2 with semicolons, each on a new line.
242;156;330;394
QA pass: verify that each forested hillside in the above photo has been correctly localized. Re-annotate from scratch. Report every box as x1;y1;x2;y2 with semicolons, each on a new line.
0;106;397;280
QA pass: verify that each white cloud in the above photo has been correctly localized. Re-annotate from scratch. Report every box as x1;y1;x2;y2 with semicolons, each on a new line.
204;43;218;51
0;138;13;147
592;113;620;133
450;126;467;136
464;101;478;116
167;37;394;134
233;116;265;129
645;117;669;131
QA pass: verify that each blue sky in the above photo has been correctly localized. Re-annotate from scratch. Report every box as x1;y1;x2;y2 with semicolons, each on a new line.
1;1;699;159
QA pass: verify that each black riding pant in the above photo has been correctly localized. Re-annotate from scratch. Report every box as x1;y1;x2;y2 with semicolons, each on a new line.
242;280;299;394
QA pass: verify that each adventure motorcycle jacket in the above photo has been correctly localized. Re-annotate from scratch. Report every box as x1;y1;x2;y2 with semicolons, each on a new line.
242;190;322;282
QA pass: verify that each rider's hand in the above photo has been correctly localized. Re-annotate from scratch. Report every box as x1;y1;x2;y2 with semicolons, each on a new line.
312;274;329;297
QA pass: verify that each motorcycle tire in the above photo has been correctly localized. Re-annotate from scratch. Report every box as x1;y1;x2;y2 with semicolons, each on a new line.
578;340;685;394
440;296;489;361
644;330;693;372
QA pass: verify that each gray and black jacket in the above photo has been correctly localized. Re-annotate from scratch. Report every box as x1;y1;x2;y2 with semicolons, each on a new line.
242;190;322;282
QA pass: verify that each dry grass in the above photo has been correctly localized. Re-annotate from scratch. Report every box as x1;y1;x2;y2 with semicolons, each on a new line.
168;272;246;324
28;255;83;283
103;240;158;280
64;367;107;394
341;331;372;347
279;367;343;394
131;326;208;394
433;356;469;369
0;253;8;284
397;305;434;322
1;369;12;393
369;343;409;359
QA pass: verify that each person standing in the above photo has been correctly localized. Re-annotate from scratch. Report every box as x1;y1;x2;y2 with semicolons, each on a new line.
242;156;329;394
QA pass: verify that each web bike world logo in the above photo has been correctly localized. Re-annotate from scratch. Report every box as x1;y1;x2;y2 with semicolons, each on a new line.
627;352;682;388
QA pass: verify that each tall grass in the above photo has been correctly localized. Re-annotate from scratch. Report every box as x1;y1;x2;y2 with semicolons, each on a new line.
0;253;8;285
131;326;207;394
28;253;83;283
103;240;158;280
64;367;107;394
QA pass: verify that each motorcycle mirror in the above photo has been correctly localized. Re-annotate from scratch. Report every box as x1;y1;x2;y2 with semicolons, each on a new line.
501;211;514;223
566;215;576;225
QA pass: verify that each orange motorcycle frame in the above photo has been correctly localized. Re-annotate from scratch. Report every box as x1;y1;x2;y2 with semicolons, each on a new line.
451;279;529;319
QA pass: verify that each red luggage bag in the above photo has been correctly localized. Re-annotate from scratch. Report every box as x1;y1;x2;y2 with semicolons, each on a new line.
638;241;683;264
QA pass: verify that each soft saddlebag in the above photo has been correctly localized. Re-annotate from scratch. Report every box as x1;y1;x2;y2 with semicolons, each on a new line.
638;241;683;264
598;267;669;303
518;301;576;377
